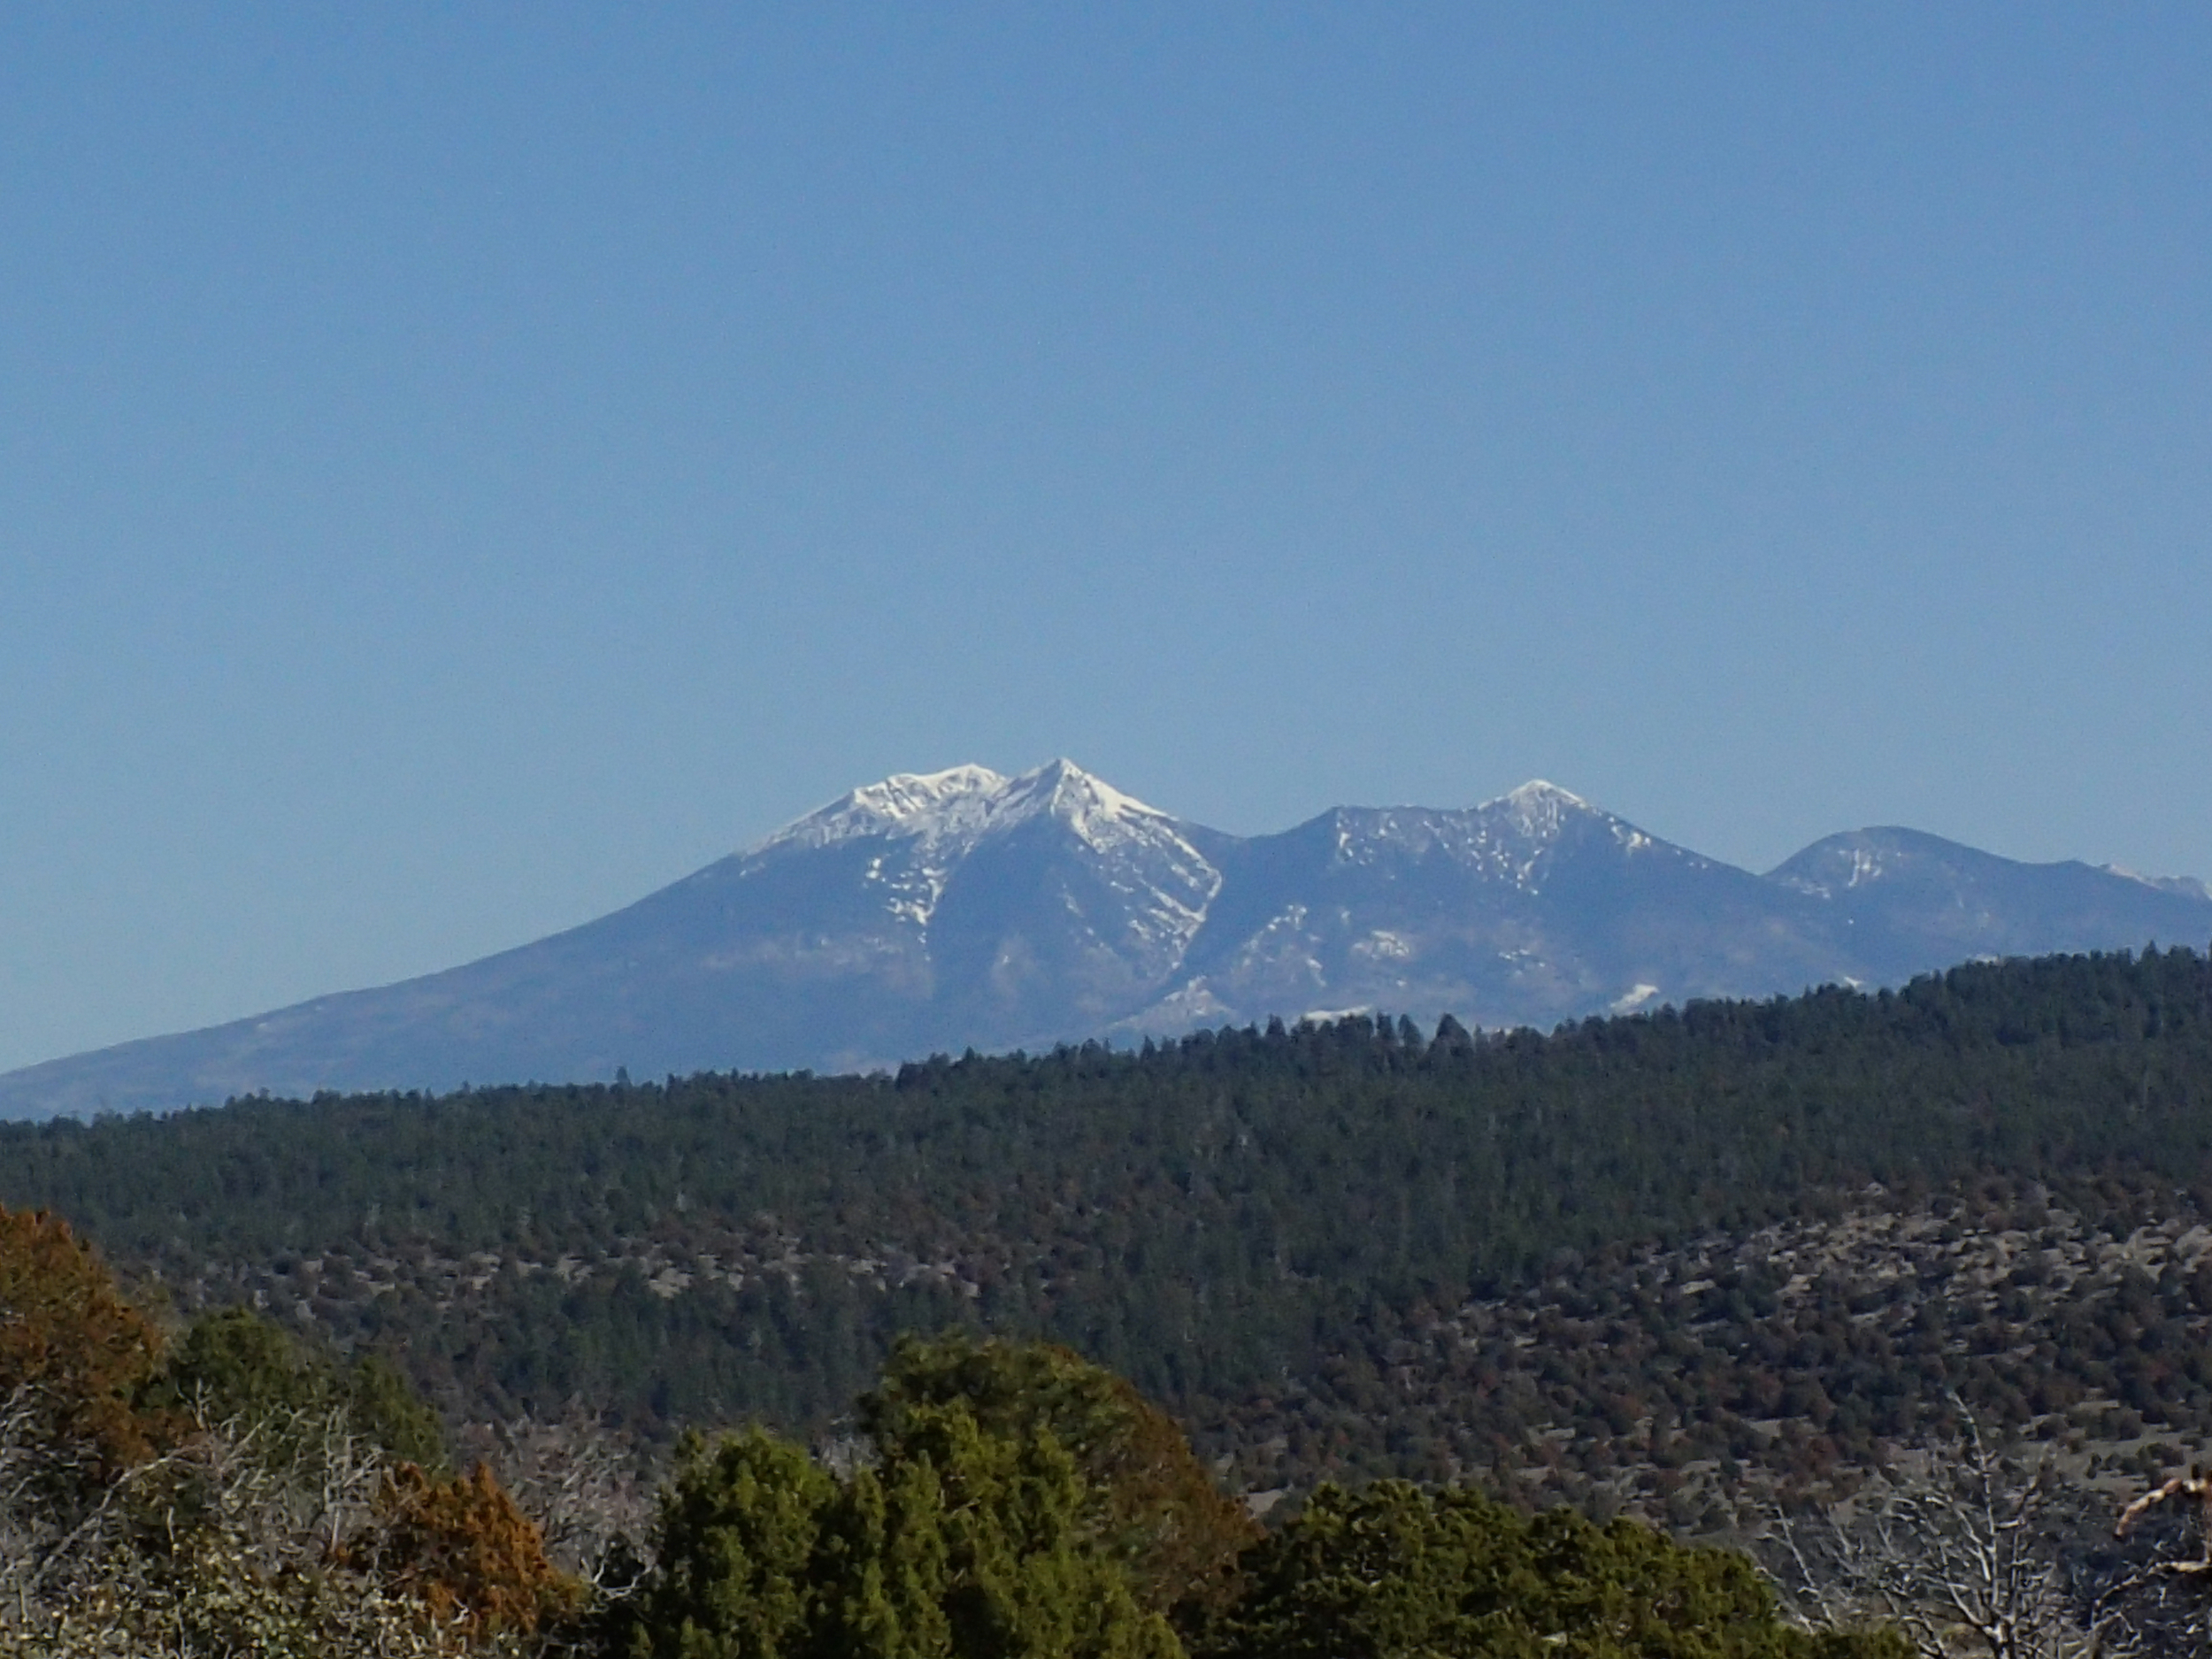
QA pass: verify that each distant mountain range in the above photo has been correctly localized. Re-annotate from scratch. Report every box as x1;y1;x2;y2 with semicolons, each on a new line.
5;760;2208;1119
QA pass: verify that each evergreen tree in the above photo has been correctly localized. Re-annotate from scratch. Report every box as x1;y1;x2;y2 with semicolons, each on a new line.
624;1391;1181;1657
147;1303;446;1468
625;1427;833;1659
861;1334;1258;1616
1188;1480;1909;1659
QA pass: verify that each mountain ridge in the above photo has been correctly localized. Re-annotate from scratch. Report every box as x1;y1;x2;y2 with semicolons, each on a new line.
4;760;2207;1119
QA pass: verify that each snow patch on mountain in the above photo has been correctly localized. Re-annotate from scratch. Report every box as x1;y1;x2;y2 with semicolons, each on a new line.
2104;865;2212;902
756;759;1184;861
1491;779;1592;832
1479;780;1602;893
1351;930;1414;964
744;760;1224;954
751;764;1009;856
1112;978;1237;1039
1311;782;1654;897
1770;840;1890;901
1839;849;1886;887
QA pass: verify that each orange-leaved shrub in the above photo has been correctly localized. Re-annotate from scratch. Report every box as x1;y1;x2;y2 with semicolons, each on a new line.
373;1460;581;1636
0;1202;165;1479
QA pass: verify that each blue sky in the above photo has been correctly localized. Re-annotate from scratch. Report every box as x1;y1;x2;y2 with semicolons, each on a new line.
4;4;2209;1071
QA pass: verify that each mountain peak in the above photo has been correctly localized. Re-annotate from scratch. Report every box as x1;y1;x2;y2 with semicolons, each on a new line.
1007;756;1137;806
995;759;1176;849
752;764;1008;855
1483;779;1600;844
752;759;1176;860
1500;779;1590;810
1765;826;1971;897
1008;756;1104;803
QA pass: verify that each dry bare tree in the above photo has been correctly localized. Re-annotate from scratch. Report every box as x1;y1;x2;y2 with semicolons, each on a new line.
0;1390;486;1659
461;1408;656;1593
2102;1470;2212;1654
1763;1405;2127;1659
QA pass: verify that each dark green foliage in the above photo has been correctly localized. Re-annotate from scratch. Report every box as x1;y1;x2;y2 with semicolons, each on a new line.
10;949;2212;1479
626;1428;834;1657
348;1350;450;1468
861;1334;1260;1616
621;1409;1180;1659
1187;1480;1910;1659
618;1348;1915;1659
147;1303;447;1467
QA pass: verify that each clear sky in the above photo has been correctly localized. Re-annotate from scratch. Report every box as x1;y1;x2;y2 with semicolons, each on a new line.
4;4;2208;1073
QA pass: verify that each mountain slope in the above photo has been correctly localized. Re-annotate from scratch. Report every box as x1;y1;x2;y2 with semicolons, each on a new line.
0;762;1228;1117
1154;782;1852;1036
3;763;2208;1118
1770;826;2212;981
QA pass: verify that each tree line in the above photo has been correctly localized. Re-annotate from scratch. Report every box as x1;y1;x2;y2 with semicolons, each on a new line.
4;949;2212;1478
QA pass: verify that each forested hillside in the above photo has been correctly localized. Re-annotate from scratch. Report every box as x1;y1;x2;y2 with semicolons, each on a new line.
0;1218;1922;1658
7;949;2212;1496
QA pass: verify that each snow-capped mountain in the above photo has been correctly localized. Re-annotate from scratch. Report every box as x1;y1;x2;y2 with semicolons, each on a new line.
1155;781;1848;1040
653;759;1229;1047
1767;827;2212;984
749;758;1224;972
4;762;2208;1118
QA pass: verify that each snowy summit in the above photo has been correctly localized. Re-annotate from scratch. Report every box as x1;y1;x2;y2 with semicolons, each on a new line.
754;759;1179;859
